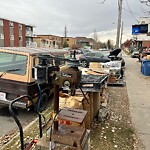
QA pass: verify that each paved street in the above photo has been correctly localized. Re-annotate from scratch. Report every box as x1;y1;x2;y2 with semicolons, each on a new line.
0;106;37;136
124;53;150;150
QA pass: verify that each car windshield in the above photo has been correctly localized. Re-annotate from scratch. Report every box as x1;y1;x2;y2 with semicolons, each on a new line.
85;53;95;57
95;52;105;57
99;51;110;56
0;52;27;75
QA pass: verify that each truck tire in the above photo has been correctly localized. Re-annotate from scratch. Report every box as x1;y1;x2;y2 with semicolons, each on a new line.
81;60;89;68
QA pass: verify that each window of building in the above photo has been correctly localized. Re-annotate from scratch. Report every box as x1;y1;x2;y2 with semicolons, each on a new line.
10;35;14;40
9;22;14;28
26;27;31;31
19;24;22;30
0;20;3;26
0;34;4;39
19;36;22;41
67;39;69;41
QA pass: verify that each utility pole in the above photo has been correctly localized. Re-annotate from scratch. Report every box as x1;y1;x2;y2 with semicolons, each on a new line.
63;25;69;48
120;21;123;48
116;0;123;48
64;25;67;38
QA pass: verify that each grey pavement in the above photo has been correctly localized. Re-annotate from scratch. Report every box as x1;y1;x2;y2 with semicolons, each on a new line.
0;106;37;136
124;53;150;150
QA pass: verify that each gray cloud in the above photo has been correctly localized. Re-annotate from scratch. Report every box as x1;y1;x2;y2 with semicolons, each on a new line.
0;0;148;42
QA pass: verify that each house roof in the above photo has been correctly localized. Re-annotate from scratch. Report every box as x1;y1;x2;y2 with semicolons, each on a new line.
76;37;94;42
37;34;63;38
0;17;35;27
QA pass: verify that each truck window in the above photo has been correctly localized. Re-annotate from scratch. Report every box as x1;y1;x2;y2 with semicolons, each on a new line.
0;52;27;75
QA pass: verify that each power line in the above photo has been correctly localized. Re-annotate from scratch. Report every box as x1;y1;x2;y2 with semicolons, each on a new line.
132;0;150;16
134;0;150;15
122;7;141;16
140;0;150;6
140;5;150;15
125;0;140;23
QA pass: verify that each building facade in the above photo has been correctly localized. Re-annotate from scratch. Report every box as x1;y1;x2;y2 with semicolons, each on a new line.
132;17;150;48
34;35;63;49
33;35;94;49
0;18;34;47
33;36;53;48
26;25;34;47
75;37;94;48
62;37;76;48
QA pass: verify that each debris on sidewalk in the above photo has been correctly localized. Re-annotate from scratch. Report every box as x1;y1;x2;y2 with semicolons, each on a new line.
90;87;144;150
98;106;110;122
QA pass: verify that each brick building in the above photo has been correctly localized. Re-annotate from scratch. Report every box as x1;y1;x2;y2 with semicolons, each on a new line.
0;18;34;47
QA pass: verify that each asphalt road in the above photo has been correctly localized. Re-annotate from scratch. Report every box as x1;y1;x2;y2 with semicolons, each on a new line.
0;106;37;136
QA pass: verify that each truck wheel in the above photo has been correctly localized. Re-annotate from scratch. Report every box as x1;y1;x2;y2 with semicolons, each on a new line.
81;60;88;67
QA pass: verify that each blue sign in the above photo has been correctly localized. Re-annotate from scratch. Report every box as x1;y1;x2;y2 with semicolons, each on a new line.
132;24;148;35
132;26;140;35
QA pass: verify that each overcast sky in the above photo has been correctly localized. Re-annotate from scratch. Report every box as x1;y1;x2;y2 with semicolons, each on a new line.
0;0;149;43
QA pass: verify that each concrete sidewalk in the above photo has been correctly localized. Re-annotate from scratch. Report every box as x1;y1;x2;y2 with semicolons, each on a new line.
124;54;150;150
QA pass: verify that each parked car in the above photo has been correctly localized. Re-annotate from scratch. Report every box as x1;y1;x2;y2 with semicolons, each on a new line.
69;49;90;60
99;50;111;57
79;51;110;67
99;48;108;51
108;48;125;67
101;49;125;79
131;50;139;58
100;48;125;67
0;47;68;109
79;49;91;54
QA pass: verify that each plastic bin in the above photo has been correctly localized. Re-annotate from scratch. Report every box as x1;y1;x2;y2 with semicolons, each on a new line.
141;60;150;76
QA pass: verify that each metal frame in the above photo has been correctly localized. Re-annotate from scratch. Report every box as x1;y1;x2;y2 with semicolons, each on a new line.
9;95;43;150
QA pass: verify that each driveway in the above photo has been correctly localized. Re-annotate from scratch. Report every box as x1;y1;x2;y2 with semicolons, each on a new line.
124;54;150;150
0;106;37;136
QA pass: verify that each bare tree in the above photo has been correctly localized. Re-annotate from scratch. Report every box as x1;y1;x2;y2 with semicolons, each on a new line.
139;0;150;14
63;25;69;48
107;39;114;49
100;0;106;4
140;0;150;6
93;29;99;50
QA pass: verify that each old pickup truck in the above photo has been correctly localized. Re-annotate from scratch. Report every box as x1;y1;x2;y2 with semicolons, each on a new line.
0;47;69;109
